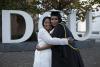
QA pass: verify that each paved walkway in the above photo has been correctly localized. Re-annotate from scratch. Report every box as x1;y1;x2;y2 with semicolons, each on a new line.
0;42;100;67
0;52;34;67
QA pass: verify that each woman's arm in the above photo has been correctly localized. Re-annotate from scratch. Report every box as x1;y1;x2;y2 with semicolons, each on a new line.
36;37;74;51
38;28;68;45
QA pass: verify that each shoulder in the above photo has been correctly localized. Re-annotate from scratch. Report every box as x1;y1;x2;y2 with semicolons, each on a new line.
55;23;64;29
38;28;46;35
38;28;47;39
54;23;65;31
52;23;65;34
39;28;46;32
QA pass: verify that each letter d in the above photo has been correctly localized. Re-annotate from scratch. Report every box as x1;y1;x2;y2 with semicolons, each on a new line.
2;10;34;43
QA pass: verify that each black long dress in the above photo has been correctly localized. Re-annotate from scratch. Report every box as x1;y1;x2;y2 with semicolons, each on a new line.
51;23;84;67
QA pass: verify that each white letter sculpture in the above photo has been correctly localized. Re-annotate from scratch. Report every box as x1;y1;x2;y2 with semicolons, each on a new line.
68;9;92;41
2;10;34;43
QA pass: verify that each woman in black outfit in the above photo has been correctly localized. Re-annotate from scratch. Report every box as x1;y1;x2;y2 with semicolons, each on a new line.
50;11;84;67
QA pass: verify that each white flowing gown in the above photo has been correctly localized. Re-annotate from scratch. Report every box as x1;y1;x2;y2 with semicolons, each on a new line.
33;28;68;67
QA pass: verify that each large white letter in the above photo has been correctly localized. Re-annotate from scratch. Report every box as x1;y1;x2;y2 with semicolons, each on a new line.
68;9;92;41
2;10;34;43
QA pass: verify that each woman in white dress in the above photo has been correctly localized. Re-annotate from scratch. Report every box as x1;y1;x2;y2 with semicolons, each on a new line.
33;17;69;67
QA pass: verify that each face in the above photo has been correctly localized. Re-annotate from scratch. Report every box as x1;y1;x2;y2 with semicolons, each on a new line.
44;18;52;31
51;16;59;27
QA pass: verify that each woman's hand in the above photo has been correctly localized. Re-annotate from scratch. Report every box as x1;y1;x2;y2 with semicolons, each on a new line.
36;45;53;51
68;37;74;44
36;45;43;51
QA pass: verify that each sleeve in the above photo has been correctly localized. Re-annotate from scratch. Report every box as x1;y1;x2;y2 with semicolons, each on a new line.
38;28;68;45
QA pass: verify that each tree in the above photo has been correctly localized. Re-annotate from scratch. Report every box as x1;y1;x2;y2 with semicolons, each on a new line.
40;0;100;21
0;0;100;20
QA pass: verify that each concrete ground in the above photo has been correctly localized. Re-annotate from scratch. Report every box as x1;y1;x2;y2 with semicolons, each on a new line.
0;42;100;67
0;52;34;67
80;42;100;67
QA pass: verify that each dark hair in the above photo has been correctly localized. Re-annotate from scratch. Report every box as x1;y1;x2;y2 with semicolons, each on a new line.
51;11;62;23
42;17;51;27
